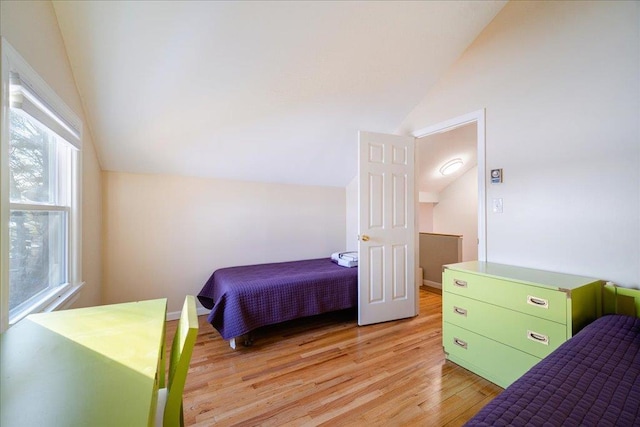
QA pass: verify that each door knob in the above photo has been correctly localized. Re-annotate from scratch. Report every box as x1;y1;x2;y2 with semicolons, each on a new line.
361;235;370;241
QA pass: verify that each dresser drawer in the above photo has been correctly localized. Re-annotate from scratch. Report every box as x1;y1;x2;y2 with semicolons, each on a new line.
443;269;567;324
443;292;567;359
443;322;540;388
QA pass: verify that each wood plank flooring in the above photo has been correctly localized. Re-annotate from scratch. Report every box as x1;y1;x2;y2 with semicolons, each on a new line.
165;288;502;426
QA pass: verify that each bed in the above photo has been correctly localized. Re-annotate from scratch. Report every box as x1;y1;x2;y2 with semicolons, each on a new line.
197;258;358;348
466;284;640;426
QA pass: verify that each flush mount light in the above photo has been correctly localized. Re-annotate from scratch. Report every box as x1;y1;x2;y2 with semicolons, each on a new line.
439;158;463;176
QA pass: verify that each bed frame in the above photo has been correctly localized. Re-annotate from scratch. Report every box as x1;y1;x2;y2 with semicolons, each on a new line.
229;334;253;350
197;258;358;349
602;281;640;317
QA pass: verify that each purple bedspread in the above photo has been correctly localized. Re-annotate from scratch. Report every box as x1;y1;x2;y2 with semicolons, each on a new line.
466;314;640;426
197;258;358;340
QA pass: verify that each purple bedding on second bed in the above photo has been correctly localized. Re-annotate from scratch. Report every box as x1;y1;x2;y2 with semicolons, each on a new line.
197;258;358;340
466;314;640;426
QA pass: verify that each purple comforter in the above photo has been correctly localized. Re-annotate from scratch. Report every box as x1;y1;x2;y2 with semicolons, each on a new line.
197;258;358;340
466;314;640;426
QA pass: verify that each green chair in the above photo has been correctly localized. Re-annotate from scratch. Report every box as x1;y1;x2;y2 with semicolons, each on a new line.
155;295;199;427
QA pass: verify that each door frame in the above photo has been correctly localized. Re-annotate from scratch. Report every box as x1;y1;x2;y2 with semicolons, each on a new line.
411;109;487;261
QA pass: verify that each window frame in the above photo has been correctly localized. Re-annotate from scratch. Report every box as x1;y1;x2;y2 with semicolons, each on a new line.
1;38;83;332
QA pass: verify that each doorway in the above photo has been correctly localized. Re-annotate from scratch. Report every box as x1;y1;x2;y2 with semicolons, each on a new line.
351;110;485;324
412;110;486;289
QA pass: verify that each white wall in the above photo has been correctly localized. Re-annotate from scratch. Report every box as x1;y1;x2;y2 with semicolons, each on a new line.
103;172;346;313
418;203;434;233
433;166;478;262
398;1;640;286
345;176;358;251
0;0;103;307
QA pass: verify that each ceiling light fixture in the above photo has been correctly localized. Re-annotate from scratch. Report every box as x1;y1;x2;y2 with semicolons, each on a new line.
439;158;463;176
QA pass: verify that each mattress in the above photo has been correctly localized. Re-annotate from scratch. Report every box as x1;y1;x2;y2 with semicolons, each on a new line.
197;258;358;340
466;314;640;426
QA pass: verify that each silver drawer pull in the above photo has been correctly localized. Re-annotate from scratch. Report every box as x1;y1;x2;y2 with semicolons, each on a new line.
453;306;467;317
527;295;549;309
453;337;468;349
453;279;468;288
527;330;549;345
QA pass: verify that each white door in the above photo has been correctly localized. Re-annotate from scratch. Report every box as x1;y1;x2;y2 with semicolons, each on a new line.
358;131;417;326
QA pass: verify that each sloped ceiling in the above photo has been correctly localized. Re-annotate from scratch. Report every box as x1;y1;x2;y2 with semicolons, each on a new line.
417;123;478;194
53;1;505;187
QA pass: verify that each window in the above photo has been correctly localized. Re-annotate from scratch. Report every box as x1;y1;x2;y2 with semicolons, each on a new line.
1;38;83;331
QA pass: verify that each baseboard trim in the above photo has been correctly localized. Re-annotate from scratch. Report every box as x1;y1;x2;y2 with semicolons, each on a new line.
423;279;442;290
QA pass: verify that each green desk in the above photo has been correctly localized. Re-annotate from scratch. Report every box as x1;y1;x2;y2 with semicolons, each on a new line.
0;299;167;427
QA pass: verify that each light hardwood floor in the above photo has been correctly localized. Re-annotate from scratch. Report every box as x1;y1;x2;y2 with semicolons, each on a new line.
166;288;502;426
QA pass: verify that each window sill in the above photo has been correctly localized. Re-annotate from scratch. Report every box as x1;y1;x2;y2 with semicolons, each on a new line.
9;282;85;326
42;282;85;312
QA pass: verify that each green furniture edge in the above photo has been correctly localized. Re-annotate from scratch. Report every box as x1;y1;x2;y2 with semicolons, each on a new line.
442;261;604;388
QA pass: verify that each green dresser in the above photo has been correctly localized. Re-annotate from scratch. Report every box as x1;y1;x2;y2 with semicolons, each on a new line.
442;261;602;388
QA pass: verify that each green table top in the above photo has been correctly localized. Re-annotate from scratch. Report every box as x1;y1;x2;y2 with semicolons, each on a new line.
0;299;167;427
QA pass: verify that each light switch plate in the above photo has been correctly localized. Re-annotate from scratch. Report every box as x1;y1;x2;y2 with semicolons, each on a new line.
492;198;503;213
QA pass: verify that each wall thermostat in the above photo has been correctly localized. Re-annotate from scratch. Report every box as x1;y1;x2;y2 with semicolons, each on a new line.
491;169;503;184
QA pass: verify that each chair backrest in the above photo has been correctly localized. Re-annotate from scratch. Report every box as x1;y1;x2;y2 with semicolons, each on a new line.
164;295;199;427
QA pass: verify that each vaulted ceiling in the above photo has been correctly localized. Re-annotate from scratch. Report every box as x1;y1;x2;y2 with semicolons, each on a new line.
53;1;506;187
417;123;478;194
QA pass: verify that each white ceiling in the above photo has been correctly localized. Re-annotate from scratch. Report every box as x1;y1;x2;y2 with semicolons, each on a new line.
416;123;478;194
52;1;505;187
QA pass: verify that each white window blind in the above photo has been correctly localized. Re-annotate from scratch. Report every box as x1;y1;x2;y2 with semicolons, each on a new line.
9;71;82;149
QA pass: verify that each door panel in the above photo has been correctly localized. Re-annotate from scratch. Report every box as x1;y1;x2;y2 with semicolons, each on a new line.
369;173;384;228
392;244;407;300
358;131;416;325
368;245;384;303
392;173;407;228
